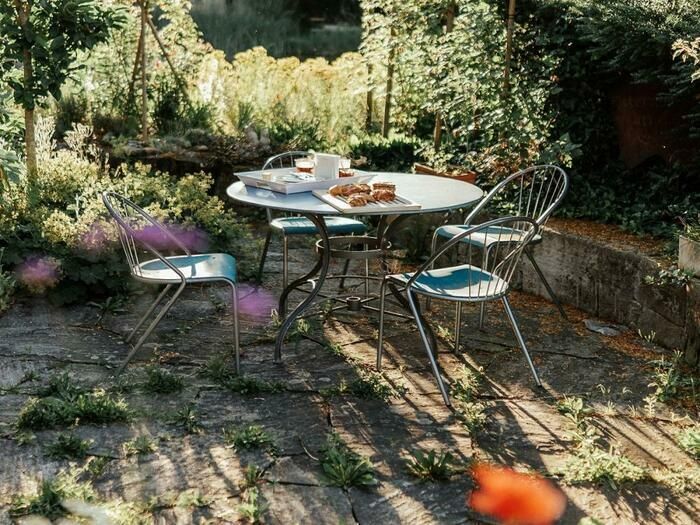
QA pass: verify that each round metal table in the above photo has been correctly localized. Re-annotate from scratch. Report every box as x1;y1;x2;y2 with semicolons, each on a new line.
227;172;483;360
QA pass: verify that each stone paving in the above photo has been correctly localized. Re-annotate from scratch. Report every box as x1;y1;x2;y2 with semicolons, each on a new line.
0;245;699;524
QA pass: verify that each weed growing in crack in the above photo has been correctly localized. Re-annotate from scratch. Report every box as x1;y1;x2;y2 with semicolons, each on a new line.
321;369;402;402
406;449;461;482
224;376;285;395
224;424;276;453
237;486;266;524
240;465;265;490
45;433;91;460
648;351;698;404
175;489;211;508
85;456;111;477
200;354;237;383
10;469;95;520
320;433;377;488
17;389;130;431
143;366;184;394
87;296;127;326
451;365;486;432
556;396;647;488
123;435;158;457
172;404;203;435
678;425;700;458
324;342;344;356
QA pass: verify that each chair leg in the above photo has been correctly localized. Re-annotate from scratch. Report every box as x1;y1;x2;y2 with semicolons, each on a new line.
117;282;186;376
230;283;241;374
376;278;387;370
338;258;351;291
407;290;451;406
364;251;370;298
282;235;289;291
502;296;542;386
256;229;273;283
127;284;172;343
454;302;462;354
425;233;440;311
478;302;486;330
525;249;568;320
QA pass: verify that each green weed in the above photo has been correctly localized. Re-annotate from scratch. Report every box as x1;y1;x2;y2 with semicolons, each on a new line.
223;424;275;452
46;433;91;460
17;389;130;430
199;354;237;383
123;435;158;457
143;366;184;394
560;443;648;489
223;376;285;396
240;465;264;490
451;365;486;432
10;469;95;520
406;449;460;482
237;487;266;524
172;404;203;434
678;425;700;458
320;433;377;489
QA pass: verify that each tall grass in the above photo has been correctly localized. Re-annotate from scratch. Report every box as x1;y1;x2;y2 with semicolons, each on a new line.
190;0;360;59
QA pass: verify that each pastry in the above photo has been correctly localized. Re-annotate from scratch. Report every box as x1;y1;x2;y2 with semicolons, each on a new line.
329;184;345;197
347;193;371;207
371;182;396;192
354;183;371;194
371;189;395;202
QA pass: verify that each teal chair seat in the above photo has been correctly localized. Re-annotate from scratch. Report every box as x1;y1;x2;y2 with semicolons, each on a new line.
390;264;508;301
135;253;237;284
270;216;367;236
434;225;542;247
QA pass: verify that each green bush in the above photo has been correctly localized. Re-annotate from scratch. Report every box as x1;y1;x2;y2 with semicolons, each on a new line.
0;122;259;304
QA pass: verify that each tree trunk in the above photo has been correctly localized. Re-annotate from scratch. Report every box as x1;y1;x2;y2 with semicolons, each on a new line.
140;0;149;142
382;29;396;138
366;63;374;131
22;52;37;179
14;1;37;179
433;2;456;151
504;0;517;93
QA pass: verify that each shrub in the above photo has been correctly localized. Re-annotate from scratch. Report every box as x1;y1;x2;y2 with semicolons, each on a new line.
0;122;259;304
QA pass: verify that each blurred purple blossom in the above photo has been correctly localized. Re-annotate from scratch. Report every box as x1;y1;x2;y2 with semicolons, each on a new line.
16;256;61;293
237;284;276;321
133;224;210;253
78;222;112;254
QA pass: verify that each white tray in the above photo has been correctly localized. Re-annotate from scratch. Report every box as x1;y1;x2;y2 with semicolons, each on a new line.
237;168;371;194
313;188;422;214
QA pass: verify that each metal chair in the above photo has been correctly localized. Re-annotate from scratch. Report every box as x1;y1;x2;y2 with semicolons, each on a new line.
431;165;569;323
256;151;368;289
377;216;541;406
102;191;240;375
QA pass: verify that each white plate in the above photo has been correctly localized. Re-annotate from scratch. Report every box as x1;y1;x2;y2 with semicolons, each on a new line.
312;188;422;214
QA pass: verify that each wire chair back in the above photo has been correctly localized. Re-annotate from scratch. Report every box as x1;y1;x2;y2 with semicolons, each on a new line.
262;151;311;170
102;191;190;281
466;165;568;227
261;151;311;220
411;216;539;300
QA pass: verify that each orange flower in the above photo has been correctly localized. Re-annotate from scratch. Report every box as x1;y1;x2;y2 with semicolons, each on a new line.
468;464;566;525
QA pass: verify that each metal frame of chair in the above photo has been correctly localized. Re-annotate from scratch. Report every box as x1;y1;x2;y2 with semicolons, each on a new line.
430;165;569;324
102;191;240;375
377;216;541;406
256;151;368;297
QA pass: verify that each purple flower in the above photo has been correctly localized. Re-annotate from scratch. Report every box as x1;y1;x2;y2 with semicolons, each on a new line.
133;224;209;253
78;222;112;254
236;284;276;321
16;256;61;293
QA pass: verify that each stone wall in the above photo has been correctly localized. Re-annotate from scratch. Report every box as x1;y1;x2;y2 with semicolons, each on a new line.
517;225;699;366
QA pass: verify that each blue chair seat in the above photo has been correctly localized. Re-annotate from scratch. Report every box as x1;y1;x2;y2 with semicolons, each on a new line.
270;216;367;236
435;224;542;248
135;253;237;284
389;264;508;301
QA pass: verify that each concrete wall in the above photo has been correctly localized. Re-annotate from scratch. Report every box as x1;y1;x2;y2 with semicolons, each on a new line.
517;225;699;366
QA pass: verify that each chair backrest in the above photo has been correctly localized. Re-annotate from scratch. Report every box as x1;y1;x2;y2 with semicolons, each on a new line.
466;165;568;227
409;216;539;299
102;191;189;280
262;151;311;170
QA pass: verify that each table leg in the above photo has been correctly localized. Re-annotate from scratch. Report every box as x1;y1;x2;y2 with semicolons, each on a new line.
275;213;330;362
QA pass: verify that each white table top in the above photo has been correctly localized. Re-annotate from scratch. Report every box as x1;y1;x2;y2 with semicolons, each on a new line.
227;172;483;215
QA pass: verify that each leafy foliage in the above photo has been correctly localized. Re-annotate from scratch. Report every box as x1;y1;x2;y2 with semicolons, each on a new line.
406;449;459;482
223;424;276;452
320;433;377;488
172;404;204;435
143;366;184;395
45;433;91;460
123;435;158;457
